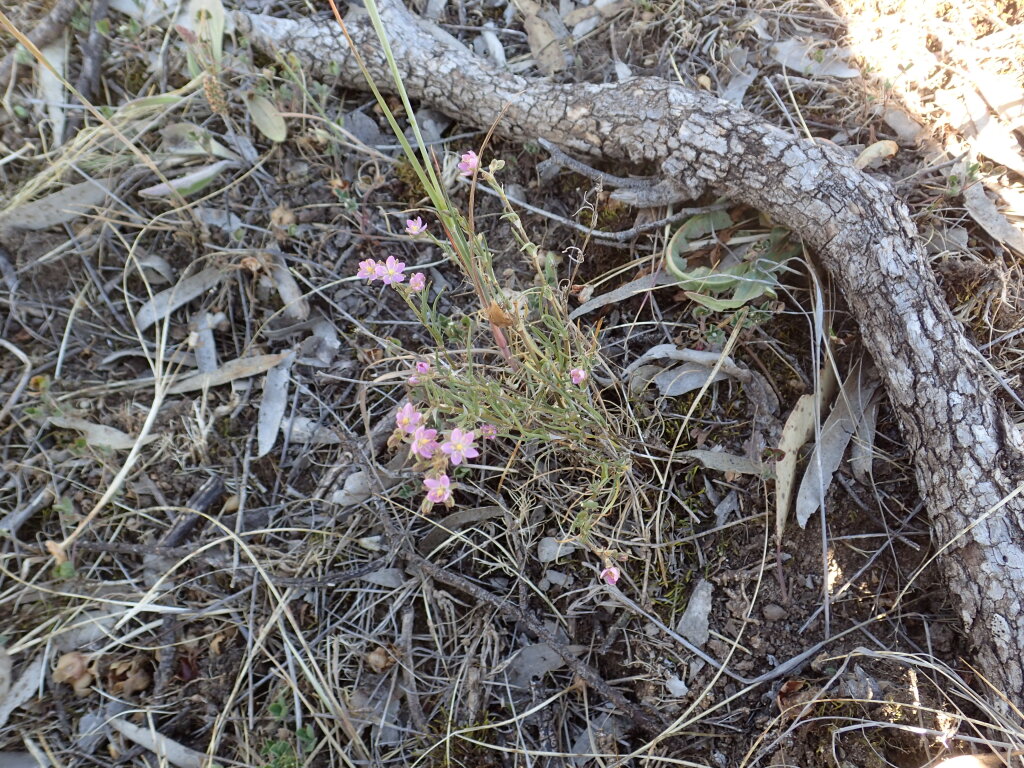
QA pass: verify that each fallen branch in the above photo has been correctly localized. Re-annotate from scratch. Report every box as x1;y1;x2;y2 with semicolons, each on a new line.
235;2;1024;706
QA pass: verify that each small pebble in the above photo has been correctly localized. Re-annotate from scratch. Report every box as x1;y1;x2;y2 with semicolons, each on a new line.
762;603;788;622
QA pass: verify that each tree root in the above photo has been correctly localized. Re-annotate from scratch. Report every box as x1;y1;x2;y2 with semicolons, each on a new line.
235;1;1024;706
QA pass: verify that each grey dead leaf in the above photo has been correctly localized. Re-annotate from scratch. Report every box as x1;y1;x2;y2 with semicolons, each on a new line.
537;537;578;563
654;363;730;397
850;399;879;483
135;253;175;285
256;352;295;458
939;87;1024;177
516;0;567;74
135;267;225;332
682;449;765;477
38;39;67;147
507;643;567;689
107;0;175;25
0;655;44;729
775;393;816;541
245;94;288;143
882;107;923;143
282;415;341;445
138;160;234;198
721;66;758;106
160;123;242;163
676;579;713;648
770;39;860;79
854;140;898;169
195;206;243;237
0;752;47;768
570;270;677;319
0;648;10;707
269;253;309;321
796;362;880;528
0;180;110;231
569;713;625;767
110;717;206;768
962;178;1024;256
775;360;838;539
665;676;689;697
49;415;158;451
713;489;739;527
361;568;406;588
479;24;507;66
189;311;222;373
331;470;372;507
167;352;290;394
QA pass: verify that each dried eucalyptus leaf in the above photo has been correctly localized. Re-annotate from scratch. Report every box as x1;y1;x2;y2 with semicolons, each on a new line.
167;352;290;394
134;268;225;331
256;352;294;458
0;181;110;231
49;416;158;451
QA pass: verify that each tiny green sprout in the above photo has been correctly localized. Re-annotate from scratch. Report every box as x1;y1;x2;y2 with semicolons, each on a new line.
53;561;76;580
12;104;28;119
296;725;316;752
268;698;289;719
53;496;75;519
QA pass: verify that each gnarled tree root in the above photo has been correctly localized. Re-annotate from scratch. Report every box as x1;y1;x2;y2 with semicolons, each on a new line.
236;1;1024;707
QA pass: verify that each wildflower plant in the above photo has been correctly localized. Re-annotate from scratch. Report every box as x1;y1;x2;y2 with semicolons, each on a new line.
339;0;642;569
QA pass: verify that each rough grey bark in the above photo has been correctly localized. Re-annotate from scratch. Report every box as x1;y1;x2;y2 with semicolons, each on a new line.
236;3;1024;703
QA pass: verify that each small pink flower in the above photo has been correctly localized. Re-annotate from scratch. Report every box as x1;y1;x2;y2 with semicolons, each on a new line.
408;375;420;385
458;150;479;176
405;217;426;236
479;423;497;440
408;272;426;292
376;255;406;285
570;368;588;385
411;426;440;459
357;259;380;280
600;566;620;586
424;474;452;504
441;428;480;466
395;402;422;434
416;361;431;374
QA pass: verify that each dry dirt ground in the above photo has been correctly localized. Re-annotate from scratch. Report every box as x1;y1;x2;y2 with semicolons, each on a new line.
1;0;1023;767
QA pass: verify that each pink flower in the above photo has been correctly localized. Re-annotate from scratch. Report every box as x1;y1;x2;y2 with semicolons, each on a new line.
600;566;620;586
411;426;440;459
570;368;588;385
441;428;480;466
424;474;452;504
405;217;426;236
458;150;479;176
479;423;497;440
408;375;420;385
395;402;422;434
357;259;380;280
376;255;406;285
408;272;426;292
416;361;431;374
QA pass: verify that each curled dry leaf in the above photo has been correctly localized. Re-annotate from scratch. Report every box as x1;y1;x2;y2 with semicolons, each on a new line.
53;652;94;697
107;657;151;696
365;646;396;674
854;140;898;169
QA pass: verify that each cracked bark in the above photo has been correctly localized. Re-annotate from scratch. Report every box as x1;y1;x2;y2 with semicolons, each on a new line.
235;3;1024;704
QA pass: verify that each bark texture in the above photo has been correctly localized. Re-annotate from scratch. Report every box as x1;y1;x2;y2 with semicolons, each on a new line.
236;3;1024;703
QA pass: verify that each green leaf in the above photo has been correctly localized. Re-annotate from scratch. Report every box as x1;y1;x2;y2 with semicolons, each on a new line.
138;160;233;198
246;94;288;143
